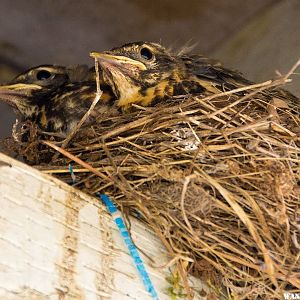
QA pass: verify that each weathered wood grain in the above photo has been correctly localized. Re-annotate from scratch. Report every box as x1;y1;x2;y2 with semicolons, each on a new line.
0;153;209;299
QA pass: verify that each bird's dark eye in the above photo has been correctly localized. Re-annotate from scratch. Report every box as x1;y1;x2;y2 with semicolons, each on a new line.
36;70;52;80
140;47;153;61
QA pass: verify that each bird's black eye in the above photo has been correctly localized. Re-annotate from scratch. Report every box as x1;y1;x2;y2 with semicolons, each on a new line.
140;47;153;61
36;70;52;81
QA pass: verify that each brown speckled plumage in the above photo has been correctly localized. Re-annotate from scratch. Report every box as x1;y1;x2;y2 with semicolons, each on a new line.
0;42;298;134
0;65;116;133
93;41;299;110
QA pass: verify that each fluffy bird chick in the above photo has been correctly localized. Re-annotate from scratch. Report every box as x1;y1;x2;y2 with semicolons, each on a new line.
90;41;250;110
1;42;298;135
0;65;115;133
91;41;298;110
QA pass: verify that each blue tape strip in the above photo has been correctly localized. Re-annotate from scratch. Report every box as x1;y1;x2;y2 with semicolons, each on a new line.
99;194;160;300
68;163;76;184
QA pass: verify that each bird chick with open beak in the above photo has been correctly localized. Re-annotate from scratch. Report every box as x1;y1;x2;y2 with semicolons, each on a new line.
0;64;116;134
91;41;299;111
90;41;251;110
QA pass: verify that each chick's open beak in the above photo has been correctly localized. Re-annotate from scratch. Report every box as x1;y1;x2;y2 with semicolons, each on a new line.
90;51;147;99
0;83;42;107
90;52;146;73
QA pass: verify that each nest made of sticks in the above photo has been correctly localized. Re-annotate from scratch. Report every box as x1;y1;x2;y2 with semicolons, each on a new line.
2;73;300;299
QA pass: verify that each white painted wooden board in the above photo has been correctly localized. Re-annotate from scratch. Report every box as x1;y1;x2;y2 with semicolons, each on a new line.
0;152;209;299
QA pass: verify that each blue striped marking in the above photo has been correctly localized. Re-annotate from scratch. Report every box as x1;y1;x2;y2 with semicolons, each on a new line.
99;194;159;300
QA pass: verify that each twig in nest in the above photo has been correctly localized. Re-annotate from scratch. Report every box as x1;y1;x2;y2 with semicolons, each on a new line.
53;58;103;159
43;140;112;182
283;58;300;80
180;175;196;234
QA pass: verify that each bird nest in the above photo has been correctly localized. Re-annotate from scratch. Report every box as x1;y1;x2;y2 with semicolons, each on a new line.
2;77;300;299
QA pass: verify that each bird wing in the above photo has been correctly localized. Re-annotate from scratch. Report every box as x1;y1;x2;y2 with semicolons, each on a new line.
180;54;299;112
180;54;252;91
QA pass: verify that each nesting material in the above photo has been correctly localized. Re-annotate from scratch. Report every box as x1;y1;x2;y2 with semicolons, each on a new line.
2;75;300;299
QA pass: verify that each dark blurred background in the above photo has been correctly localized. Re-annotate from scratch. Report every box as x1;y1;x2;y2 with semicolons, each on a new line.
0;0;299;137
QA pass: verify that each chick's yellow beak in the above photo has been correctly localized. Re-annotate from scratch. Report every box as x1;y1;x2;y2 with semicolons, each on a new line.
0;83;42;91
90;52;146;71
0;83;42;107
